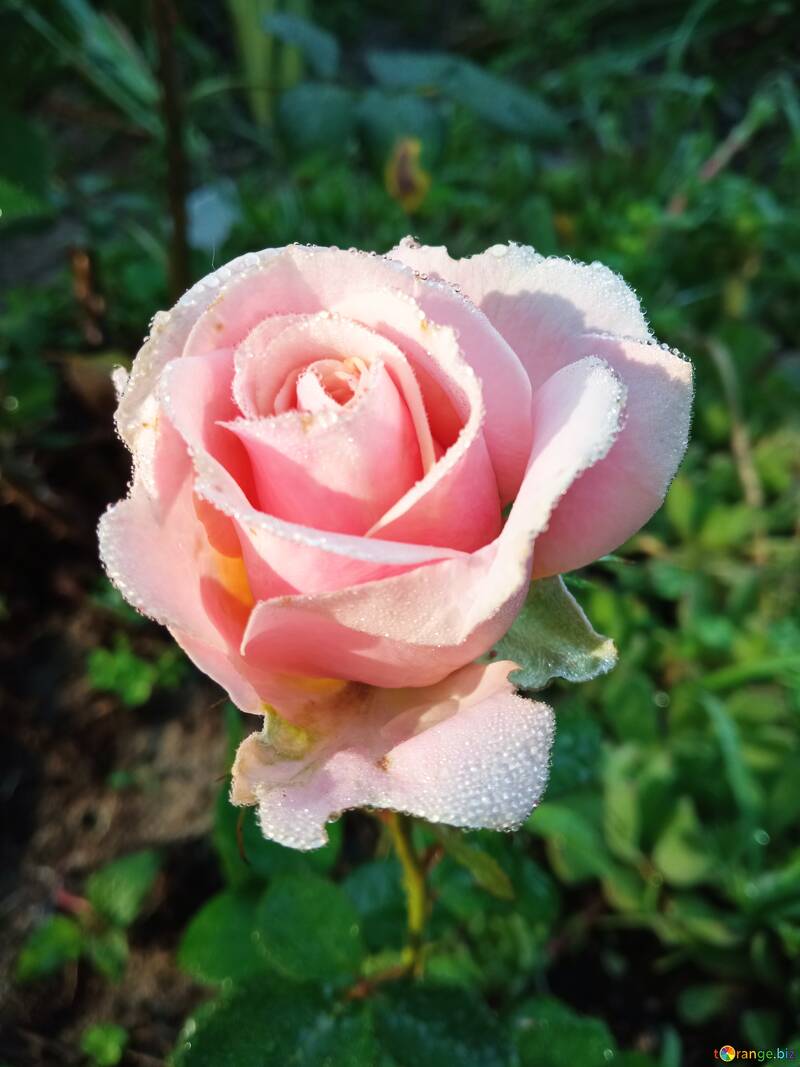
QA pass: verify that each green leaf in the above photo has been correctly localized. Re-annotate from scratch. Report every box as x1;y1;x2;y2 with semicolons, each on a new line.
512;855;561;927
603;745;643;863
15;915;83;983
698;503;755;551
375;984;512;1067
701;693;761;820
294;1003;377;1066
742;1009;782;1048
652;797;714;888
432;827;514;901
0;176;50;226
664;472;697;540
364;50;456;90
512;997;617;1066
278;84;356;153
342;859;406;951
255;874;364;983
357;91;444;165
86;849;161;927
676;983;732;1025
733;851;800;917
173;981;375;1067
493;577;617;690
80;1023;129;1067
264;13;339;79
15;0;160;135
87;635;158;707
600;666;659;744
601;864;652;915
365;50;563;140
84;927;129;982
527;799;613;881
546;701;603;795
443;62;563;140
0;108;51;194
178;890;266;984
659;1027;683;1067
656;894;744;949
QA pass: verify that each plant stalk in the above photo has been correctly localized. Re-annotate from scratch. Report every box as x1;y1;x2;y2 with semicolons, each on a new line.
385;812;427;976
152;0;190;300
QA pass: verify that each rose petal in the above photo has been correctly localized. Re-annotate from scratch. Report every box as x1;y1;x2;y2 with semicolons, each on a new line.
387;238;652;386
158;348;257;503
388;239;693;573
99;474;264;710
240;357;625;687
231;660;555;849
224;357;422;536
233;313;433;474
232;310;433;475
115;249;282;456
153;245;529;501
99;468;358;715
157;338;457;595
329;281;532;503
329;288;502;550
531;333;693;576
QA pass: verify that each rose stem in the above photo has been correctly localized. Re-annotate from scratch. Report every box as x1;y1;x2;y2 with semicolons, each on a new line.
385;812;427;977
152;0;190;300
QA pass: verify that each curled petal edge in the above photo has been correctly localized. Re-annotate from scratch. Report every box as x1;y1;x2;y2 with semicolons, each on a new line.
230;659;555;850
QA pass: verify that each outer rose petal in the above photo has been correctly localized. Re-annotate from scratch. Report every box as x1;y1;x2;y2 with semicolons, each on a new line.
240;357;625;687
98;476;264;712
532;333;693;576
387;238;652;383
230;660;554;850
389;239;693;573
99;469;388;716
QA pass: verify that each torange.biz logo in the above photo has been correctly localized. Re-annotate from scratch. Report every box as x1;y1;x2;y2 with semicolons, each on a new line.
714;1048;797;1061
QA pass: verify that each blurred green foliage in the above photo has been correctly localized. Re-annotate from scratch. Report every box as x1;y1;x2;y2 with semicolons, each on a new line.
88;632;187;706
15;850;161;984
80;1023;129;1067
4;0;799;1063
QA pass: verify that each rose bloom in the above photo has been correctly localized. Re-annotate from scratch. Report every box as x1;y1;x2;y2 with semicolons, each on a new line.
100;240;692;849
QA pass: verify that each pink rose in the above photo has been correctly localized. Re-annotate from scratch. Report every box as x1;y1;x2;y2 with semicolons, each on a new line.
99;240;692;849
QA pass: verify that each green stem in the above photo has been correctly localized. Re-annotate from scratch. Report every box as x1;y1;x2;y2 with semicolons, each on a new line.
385;812;427;976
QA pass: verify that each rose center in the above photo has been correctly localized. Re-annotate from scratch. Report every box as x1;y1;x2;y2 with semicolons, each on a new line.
294;356;369;413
